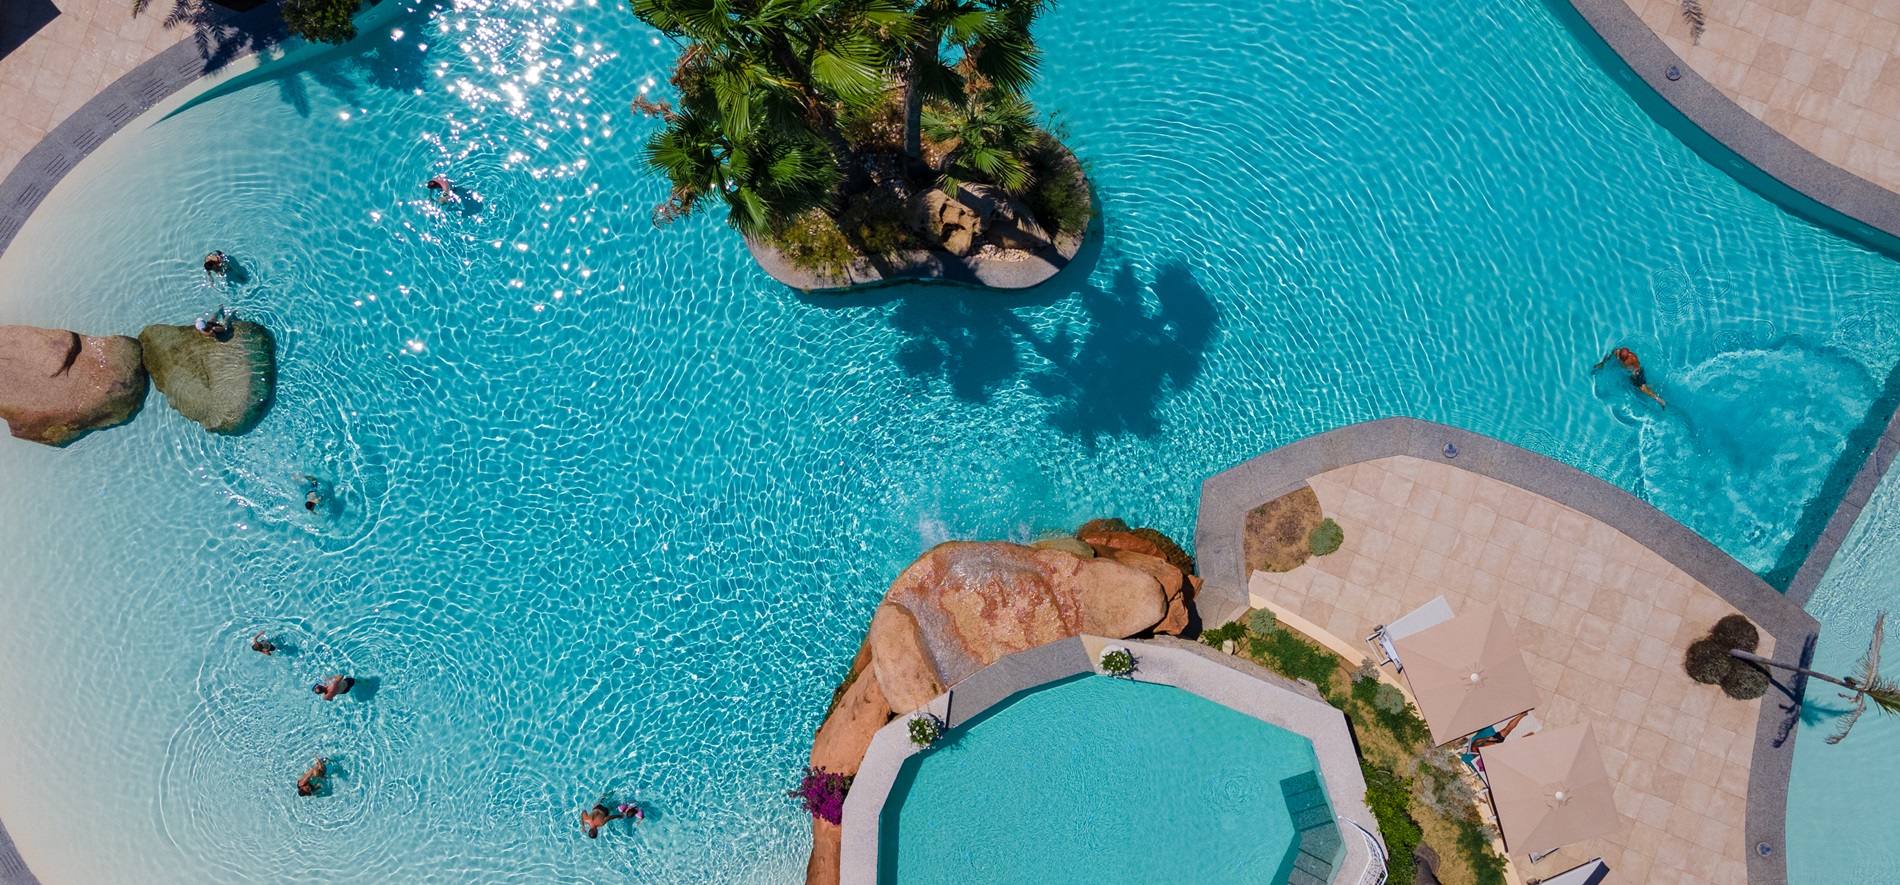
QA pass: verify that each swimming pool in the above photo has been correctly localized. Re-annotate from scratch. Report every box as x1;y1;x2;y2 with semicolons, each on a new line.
881;675;1331;884
1787;463;1900;882
1;0;1898;880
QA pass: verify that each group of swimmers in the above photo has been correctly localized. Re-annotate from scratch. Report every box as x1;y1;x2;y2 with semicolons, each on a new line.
247;631;357;797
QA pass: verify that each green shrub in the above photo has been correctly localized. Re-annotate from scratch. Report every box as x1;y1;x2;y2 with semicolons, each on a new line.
1684;637;1734;685
1309;518;1344;556
1455;817;1509;885
1363;763;1420;879
908;713;943;749
1247;626;1338;688
1721;661;1770;700
1372;682;1408;715
1351;658;1380;685
1711;614;1760;653
1248;608;1279;635
773;211;857;278
1200;620;1247;648
282;0;363;44
1099;647;1136;677
1021;132;1093;238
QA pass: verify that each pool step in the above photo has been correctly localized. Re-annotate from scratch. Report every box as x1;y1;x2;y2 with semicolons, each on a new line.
1279;772;1343;885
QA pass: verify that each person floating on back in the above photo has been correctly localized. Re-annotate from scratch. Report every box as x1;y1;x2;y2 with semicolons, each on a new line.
313;674;355;701
251;631;276;655
297;757;328;797
581;805;627;839
426;175;455;205
203;251;230;279
1593;347;1665;408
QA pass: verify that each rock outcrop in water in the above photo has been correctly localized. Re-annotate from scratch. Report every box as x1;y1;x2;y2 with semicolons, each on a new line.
0;325;148;446
802;527;1197;885
139;321;276;434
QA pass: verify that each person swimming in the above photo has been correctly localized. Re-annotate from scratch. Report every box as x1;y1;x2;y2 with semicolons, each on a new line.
1593;347;1665;408
426;175;455;204
304;477;322;513
297;757;328;797
313;674;356;701
580;803;626;839
203;251;229;278
251;631;276;655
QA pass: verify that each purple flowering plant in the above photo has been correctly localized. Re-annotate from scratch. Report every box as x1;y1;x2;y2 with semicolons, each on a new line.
791;766;853;825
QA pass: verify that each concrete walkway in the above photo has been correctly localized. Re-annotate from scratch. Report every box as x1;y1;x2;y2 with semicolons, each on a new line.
1624;0;1900;196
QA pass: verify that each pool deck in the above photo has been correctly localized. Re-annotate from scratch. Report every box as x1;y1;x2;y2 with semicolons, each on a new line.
837;635;1384;885
1196;418;1819;885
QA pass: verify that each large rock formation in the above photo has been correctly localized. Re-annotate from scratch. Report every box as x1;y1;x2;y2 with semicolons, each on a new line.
0;325;148;446
801;531;1199;885
139;321;276;434
905;185;1053;258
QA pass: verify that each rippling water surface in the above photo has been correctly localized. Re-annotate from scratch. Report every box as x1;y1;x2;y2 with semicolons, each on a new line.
1;0;1897;880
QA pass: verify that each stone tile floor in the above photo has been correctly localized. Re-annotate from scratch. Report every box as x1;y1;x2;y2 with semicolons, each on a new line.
0;0;182;181
1628;0;1900;195
1247;455;1764;885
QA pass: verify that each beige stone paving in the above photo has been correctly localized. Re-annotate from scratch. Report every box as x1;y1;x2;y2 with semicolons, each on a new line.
0;0;184;182
1247;455;1764;885
1628;0;1900;195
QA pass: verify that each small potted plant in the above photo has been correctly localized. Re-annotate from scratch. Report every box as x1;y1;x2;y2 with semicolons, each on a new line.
908;712;944;749
1099;646;1136;678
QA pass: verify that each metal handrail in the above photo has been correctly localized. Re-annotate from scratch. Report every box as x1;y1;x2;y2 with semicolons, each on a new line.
1342;818;1388;885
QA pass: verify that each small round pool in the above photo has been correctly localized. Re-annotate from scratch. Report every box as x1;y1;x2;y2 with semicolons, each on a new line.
880;675;1338;884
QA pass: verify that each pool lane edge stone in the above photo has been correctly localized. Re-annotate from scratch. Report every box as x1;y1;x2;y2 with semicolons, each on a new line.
1194;416;1818;885
838;635;1382;885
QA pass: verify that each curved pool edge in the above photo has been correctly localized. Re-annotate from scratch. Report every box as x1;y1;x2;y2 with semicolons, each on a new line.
1545;0;1900;260
1785;401;1900;609
836;635;1381;885
1194;416;1820;885
0;2;286;261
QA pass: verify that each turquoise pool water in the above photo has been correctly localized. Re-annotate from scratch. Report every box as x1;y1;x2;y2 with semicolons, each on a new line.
1;0;1899;880
1789;464;1900;882
882;676;1326;884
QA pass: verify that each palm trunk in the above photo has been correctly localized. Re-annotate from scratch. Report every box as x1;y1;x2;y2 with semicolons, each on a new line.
903;42;937;163
1729;649;1857;690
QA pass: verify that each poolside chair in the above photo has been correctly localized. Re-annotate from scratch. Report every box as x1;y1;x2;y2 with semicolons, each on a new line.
1364;595;1454;672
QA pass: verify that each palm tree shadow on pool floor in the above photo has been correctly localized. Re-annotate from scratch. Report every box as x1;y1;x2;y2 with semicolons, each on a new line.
886;259;1219;443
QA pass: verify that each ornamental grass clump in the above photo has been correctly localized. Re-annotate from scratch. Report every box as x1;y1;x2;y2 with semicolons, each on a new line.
1309;518;1344;556
1248;608;1278;635
1683;614;1764;699
791;767;852;825
908;712;944;749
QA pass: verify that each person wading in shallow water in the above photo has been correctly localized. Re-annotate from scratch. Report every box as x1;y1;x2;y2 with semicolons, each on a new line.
313;674;355;700
1593;346;1666;408
297;757;328;796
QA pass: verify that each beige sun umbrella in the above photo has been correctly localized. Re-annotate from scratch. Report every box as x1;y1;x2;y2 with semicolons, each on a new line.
1479;723;1620;856
1391;604;1540;745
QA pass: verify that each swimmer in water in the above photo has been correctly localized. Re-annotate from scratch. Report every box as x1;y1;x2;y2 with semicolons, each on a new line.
426;175;455;204
297;757;328;797
251;631;276;655
1593;347;1665;408
313;674;356;701
304;477;322;513
203;251;229;279
580;803;626;839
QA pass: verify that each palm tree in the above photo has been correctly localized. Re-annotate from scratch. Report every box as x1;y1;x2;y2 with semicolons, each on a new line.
643;97;839;235
921;88;1038;193
897;0;1046;165
1730;612;1900;744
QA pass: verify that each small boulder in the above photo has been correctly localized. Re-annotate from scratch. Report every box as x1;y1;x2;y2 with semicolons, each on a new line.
868;603;944;715
1097;547;1190;635
1031;536;1096;558
810;667;893;776
1073;557;1167;637
0;325;147;446
139;321;276;434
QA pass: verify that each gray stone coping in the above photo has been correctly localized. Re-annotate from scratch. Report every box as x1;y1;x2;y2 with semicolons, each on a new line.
1548;0;1900;255
838;635;1380;885
1194;417;1819;885
0;3;285;259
